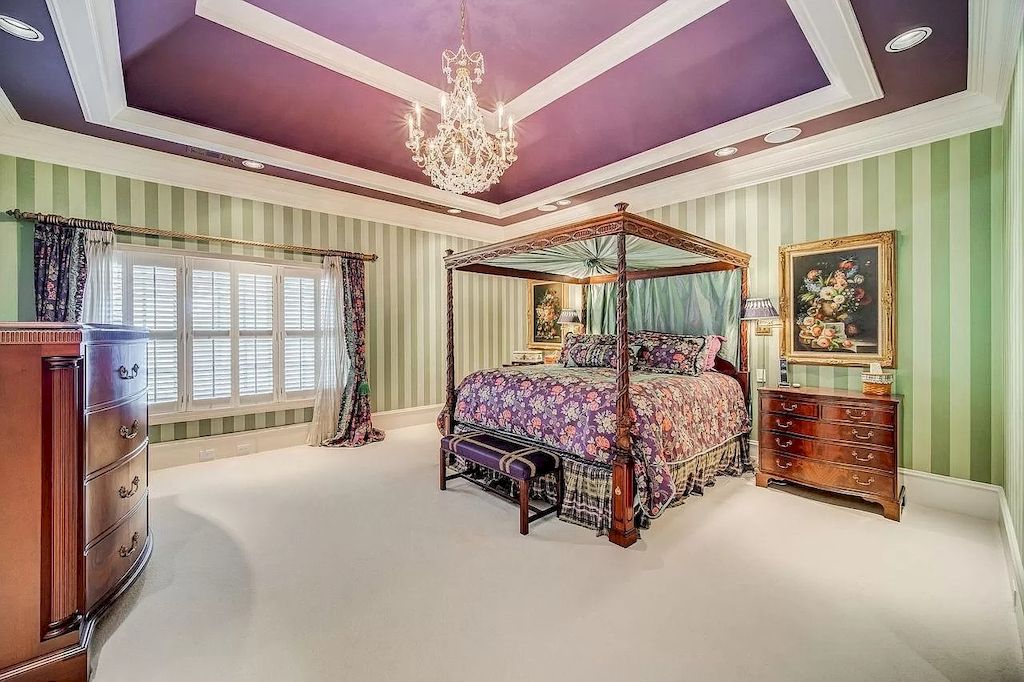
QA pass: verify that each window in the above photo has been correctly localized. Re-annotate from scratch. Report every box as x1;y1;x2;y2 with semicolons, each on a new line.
111;249;325;417
282;272;318;396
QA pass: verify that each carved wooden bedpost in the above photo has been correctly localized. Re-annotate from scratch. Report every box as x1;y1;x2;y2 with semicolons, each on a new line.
609;205;637;548
739;266;750;375
444;249;456;435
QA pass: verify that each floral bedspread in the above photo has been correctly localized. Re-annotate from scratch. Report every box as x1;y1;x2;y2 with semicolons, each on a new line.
446;365;750;516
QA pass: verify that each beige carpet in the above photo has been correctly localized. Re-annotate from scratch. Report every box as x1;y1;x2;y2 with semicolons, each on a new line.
91;424;1024;681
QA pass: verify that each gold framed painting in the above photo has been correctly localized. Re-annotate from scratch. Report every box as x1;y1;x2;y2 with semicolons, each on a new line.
779;230;897;368
527;280;567;350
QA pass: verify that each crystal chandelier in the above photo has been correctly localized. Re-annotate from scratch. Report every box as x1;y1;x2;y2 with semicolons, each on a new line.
405;0;517;195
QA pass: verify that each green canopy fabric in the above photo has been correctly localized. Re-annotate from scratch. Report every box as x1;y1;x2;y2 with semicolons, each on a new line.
586;269;741;364
485;235;714;279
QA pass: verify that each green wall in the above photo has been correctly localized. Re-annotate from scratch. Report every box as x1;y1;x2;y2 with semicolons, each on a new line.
0;154;525;443
645;128;1006;485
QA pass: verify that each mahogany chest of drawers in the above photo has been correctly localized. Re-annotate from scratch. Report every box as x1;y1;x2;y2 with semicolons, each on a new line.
0;323;151;682
756;386;904;521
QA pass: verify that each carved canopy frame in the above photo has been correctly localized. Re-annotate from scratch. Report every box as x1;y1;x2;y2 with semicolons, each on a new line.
441;203;751;548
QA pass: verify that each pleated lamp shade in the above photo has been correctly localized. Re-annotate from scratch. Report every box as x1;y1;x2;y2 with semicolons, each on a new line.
558;309;582;325
741;298;779;320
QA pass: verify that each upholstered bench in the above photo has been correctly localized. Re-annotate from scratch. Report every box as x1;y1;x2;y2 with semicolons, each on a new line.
440;430;562;535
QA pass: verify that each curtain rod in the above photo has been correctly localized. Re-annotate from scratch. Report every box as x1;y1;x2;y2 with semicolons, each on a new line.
5;209;378;262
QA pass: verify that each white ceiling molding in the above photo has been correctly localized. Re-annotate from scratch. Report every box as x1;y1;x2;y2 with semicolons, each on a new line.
194;0;446;116
0;87;18;126
504;91;1004;237
3;0;1017;239
501;0;729;122
496;0;882;215
43;0;882;217
0;117;499;242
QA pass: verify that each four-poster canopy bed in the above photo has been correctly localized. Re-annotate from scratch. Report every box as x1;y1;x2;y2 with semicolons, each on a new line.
441;203;752;548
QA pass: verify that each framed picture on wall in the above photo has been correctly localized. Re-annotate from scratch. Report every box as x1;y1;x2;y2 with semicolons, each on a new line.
779;230;897;368
527;280;567;350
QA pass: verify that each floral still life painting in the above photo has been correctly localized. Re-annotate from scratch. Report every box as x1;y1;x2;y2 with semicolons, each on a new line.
528;281;566;349
779;231;896;368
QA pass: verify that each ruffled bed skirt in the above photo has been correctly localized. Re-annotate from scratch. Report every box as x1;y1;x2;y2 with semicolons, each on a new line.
451;434;751;533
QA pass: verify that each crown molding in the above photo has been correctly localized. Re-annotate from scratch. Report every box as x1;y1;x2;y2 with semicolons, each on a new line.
0;118;499;242
504;90;1004;237
4;0;1016;239
44;0;881;218
194;0;445;115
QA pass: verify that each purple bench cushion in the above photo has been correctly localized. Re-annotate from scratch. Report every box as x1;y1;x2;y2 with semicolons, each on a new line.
442;431;561;480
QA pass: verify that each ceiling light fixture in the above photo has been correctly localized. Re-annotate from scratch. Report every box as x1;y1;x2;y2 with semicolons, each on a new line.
714;146;738;158
885;26;932;53
405;0;517;195
446;208;462;214
538;204;558;212
764;127;802;144
556;199;571;206
241;159;265;170
0;15;44;41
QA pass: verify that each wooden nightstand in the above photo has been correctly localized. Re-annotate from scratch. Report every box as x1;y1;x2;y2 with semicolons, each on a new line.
756;386;904;521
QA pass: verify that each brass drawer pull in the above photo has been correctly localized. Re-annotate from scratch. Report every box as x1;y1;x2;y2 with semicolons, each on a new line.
781;402;797;411
845;408;867;420
117;363;140;380
118;475;140;499
774;437;793;448
851;428;874;441
775;419;793;429
120;419;140;440
852;474;875;487
775;458;793;470
852;451;874;463
119;532;140;558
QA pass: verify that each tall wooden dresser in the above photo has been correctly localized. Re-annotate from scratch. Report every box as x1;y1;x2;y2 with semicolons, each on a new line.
756;386;904;521
0;323;152;682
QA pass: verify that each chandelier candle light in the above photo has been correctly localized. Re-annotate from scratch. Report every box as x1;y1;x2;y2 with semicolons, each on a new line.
405;0;517;195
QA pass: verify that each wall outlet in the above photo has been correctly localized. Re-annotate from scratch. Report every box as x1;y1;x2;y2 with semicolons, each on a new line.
236;442;254;457
756;368;767;384
198;448;215;462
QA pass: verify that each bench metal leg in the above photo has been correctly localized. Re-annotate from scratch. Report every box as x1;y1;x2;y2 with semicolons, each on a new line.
519;480;530;535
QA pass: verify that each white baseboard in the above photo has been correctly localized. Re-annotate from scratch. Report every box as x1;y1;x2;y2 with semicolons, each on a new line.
150;402;442;470
371;403;442;431
749;440;1002;520
1000;492;1024;656
750;439;1024;653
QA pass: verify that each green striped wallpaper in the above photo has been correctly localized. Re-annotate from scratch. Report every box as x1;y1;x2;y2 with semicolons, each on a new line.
645;128;1006;484
0;154;526;443
1003;44;1023;557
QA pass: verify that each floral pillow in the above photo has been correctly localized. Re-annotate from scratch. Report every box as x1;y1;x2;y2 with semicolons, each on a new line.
560;332;638;368
635;331;709;376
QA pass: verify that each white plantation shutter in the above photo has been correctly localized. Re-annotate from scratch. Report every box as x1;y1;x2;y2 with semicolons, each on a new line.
191;265;232;403
283;274;318;395
237;269;274;399
131;260;180;406
115;248;323;417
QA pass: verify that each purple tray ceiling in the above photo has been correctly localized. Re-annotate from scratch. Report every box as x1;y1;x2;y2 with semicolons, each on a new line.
0;0;968;225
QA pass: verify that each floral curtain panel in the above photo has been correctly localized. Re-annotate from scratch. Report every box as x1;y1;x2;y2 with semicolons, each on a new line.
586;269;742;364
34;223;87;322
322;258;384;447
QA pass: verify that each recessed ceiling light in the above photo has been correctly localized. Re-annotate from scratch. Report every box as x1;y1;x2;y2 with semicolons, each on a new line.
764;127;802;144
0;15;44;42
538;204;558;212
714;146;738;158
885;26;932;53
556;199;571;206
241;159;265;170
446;208;462;214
